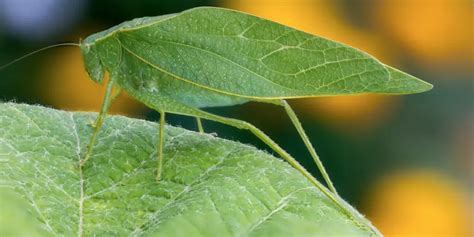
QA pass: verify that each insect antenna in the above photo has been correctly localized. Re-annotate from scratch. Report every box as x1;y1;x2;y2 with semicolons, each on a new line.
0;42;80;71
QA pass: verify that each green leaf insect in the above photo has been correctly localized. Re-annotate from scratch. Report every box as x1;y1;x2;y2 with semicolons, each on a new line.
1;6;431;231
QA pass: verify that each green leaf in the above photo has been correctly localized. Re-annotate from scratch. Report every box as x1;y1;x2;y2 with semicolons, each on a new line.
0;188;49;236
82;6;432;110
0;103;380;236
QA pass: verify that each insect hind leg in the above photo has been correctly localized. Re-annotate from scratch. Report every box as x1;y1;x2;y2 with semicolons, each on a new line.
278;100;337;194
188;112;374;232
198;112;334;198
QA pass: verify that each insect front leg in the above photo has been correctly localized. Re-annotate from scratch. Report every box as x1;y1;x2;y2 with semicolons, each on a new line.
88;86;122;126
110;86;123;103
156;111;166;181
278;99;337;194
80;76;117;166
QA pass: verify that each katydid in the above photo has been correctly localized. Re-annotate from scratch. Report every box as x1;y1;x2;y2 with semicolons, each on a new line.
1;7;432;199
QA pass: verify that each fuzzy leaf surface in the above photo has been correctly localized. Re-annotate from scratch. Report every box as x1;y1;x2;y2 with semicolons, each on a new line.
0;103;378;236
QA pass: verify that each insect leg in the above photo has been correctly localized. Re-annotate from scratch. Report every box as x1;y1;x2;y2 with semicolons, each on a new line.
200;114;337;199
80;77;117;166
180;112;375;231
196;117;204;133
86;87;121;127
278;100;337;194
110;86;122;103
156;111;166;181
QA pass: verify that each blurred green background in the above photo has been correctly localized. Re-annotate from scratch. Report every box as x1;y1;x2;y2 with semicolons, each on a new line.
0;0;472;236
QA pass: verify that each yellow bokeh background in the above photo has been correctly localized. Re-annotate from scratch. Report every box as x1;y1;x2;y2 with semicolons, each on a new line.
371;0;474;67
364;170;472;237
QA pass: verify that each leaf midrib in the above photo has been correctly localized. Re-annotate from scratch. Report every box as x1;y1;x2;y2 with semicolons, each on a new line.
63;113;85;237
